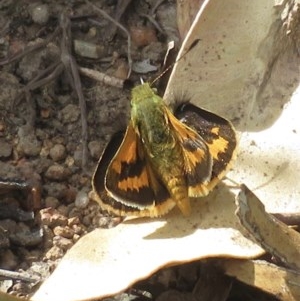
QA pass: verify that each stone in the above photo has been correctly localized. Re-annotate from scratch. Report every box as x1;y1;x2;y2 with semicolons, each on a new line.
49;144;66;161
45;164;71;181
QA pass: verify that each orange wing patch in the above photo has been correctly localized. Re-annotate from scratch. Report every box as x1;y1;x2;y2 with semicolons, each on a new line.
164;107;214;197
110;123;138;174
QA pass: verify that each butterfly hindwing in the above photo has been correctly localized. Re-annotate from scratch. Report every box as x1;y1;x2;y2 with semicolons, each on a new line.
165;107;214;197
174;103;237;194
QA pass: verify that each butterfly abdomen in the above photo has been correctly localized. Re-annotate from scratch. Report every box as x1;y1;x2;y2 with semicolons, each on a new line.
147;137;191;216
163;174;191;216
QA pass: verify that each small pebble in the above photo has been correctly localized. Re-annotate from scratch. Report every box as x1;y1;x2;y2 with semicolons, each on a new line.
53;226;74;239
0;249;18;270
88;140;102;159
40;108;51;119
87;27;97;38
31;4;50;25
82;215;92;227
63;186;77;204
44;246;64;261
73;234;80;243
68;206;81;219
72;224;85;236
0;139;12;158
130;26;157;47
93;216;107;227
65;155;75;167
73;148;83;166
17;125;42;157
56;204;69;217
75;190;90;209
44;196;60;208
53;236;73;251
74;40;105;59
42;226;54;249
49;144;66;161
68;216;80;227
39;208;68;228
61;104;80;123
44;182;68;200
45;164;71;181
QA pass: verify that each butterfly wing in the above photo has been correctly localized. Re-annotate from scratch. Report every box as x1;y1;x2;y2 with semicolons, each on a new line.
174;103;237;194
92;122;175;217
165;107;214;197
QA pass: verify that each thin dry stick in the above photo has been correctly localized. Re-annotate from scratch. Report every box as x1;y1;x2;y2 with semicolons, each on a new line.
86;0;132;77
59;12;89;169
79;67;124;89
0;269;40;283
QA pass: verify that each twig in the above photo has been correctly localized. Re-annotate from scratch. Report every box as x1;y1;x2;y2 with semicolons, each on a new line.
0;269;40;283
79;67;124;88
59;12;89;169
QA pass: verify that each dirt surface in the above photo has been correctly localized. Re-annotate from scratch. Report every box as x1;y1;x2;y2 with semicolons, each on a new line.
0;0;174;298
0;1;285;300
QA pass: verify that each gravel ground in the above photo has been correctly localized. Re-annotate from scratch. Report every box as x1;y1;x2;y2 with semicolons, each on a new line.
0;0;171;297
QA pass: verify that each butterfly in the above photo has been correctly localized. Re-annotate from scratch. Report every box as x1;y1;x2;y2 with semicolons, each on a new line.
91;82;237;217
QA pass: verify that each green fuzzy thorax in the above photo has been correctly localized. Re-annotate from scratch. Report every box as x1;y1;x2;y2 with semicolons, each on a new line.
130;83;183;174
131;83;172;147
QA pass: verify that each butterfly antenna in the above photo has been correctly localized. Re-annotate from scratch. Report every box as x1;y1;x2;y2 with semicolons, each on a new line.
150;39;201;87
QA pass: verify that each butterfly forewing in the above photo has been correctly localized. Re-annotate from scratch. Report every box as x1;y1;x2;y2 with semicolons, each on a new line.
105;123;173;210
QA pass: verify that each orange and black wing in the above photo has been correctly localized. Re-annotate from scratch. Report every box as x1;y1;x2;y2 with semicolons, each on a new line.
92;123;175;217
165;107;214;197
174;103;237;194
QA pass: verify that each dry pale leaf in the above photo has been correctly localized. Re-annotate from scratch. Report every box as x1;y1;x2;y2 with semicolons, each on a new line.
236;184;300;271
221;259;300;301
32;193;263;301
33;1;300;300
165;0;299;131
